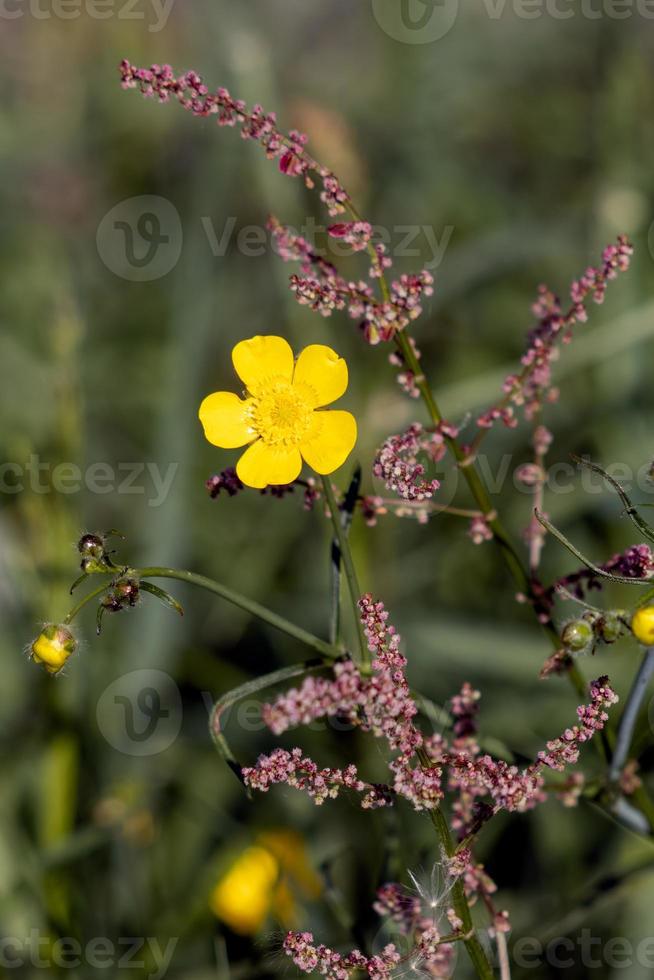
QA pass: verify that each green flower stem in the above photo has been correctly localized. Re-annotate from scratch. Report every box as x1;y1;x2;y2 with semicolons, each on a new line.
137;568;340;660
416;748;495;979
67;567;339;661
209;658;330;788
394;332;531;597
427;798;496;979
320;476;370;671
63;583;113;625
609;647;654;783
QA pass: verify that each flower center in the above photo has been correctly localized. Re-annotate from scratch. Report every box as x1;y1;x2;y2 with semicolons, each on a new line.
248;379;313;447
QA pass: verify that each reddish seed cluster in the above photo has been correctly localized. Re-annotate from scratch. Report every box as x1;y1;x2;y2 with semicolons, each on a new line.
206;468;243;498
246;598;617;827
468;514;494;545
283;931;401;980
240;746;394;808
328;221;373;252
120;64;437;347
437;676;617;827
446;752;547;816
389;336;422;398
537;676;618;770
449;850;508;929
206;468;320;509
285;871;463;979
271;211;434;344
251;596;437;811
373;884;421;933
287;263;434;343
476;236;633;432
428;678;616;837
119;61;349;215
373;423;442;502
450;682;480;739
268;216;339;278
538;648;573;680
539;543;654;615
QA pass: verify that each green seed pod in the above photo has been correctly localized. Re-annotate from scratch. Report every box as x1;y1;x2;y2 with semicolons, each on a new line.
561;619;594;652
599;613;623;644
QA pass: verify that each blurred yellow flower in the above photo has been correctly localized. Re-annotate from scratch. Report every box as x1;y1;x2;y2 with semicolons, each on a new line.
209;830;321;935
631;605;654;645
30;625;76;675
210;845;279;935
199;335;357;489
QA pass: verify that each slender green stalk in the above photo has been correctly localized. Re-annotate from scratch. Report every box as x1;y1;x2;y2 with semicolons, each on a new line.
414;748;495;979
609;647;654;783
429;802;496;979
137;568;339;660
209;658;330;788
329;467;362;646
66;567;339;661
321;476;370;670
63;583;113;625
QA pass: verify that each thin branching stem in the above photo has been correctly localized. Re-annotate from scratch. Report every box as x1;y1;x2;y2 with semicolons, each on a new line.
609;646;654;783
321;476;369;670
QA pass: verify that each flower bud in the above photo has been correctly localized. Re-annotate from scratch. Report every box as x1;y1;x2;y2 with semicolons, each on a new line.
599;612;624;644
561;619;594;652
114;578;140;607
630;605;654;646
31;624;76;675
78;533;105;560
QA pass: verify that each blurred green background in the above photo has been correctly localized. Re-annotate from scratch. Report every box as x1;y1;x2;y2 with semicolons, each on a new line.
2;1;654;977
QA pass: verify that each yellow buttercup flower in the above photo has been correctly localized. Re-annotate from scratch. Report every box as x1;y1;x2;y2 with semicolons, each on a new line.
631;605;654;645
31;625;77;675
199;335;357;489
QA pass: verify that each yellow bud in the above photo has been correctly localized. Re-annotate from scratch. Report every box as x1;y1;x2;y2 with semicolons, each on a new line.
31;625;77;675
630;606;654;646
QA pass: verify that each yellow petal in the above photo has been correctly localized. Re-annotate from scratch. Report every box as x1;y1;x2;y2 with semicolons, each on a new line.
300;411;357;475
236;440;302;489
232;336;294;392
293;344;348;407
198;392;256;448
